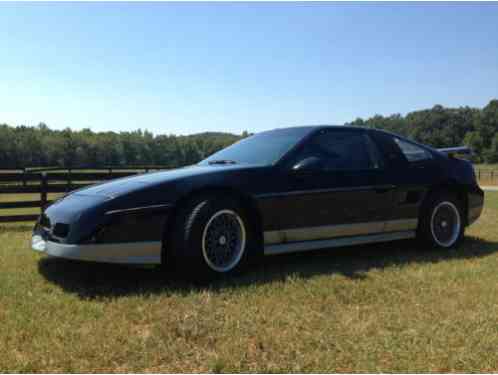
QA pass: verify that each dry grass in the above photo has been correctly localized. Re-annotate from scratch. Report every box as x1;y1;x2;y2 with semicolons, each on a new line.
0;194;497;372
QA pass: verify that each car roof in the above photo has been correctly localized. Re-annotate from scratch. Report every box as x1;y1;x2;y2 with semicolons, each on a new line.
261;125;437;154
263;125;364;134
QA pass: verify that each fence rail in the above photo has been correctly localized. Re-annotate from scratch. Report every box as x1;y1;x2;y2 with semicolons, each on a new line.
0;167;167;223
476;169;498;184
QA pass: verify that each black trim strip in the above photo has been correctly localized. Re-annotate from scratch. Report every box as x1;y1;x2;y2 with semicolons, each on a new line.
254;185;396;199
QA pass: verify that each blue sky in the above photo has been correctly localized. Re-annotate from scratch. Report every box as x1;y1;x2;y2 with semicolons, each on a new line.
1;2;497;135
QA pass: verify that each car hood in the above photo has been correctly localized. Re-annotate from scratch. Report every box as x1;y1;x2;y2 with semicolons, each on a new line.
72;164;259;199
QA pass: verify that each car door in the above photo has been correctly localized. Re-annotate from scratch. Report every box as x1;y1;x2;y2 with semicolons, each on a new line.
260;128;395;245
369;130;441;231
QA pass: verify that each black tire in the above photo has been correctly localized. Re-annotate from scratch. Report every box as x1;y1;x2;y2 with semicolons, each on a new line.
417;192;465;249
167;194;260;281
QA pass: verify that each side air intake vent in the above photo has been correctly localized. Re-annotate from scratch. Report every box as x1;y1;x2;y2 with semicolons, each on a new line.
52;223;70;238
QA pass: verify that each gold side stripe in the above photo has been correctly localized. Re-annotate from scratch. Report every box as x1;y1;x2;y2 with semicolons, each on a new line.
384;218;418;232
263;219;418;245
264;231;416;256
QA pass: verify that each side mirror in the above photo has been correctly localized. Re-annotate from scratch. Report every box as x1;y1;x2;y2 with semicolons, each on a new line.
292;156;324;172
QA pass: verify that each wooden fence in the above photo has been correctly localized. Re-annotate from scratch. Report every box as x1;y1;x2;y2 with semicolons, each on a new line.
1;166;497;224
0;166;167;223
475;169;498;185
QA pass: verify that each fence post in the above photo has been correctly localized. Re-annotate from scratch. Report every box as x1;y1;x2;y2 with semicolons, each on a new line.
478;170;481;180
40;172;48;213
67;168;72;191
22;167;27;187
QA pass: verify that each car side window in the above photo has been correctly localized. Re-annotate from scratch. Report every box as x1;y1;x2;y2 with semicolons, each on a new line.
292;130;383;171
394;138;433;163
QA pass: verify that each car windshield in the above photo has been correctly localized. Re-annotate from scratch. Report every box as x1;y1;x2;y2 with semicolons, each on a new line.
200;127;314;166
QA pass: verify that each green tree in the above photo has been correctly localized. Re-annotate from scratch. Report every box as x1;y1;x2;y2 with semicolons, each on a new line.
1;99;498;169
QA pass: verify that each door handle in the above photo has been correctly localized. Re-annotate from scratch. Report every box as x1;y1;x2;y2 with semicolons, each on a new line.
374;184;396;193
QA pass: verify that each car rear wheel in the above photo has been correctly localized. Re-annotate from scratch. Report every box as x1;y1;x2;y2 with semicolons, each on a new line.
417;193;464;249
169;195;258;281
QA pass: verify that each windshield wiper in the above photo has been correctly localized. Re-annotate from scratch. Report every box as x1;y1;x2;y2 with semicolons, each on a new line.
208;159;237;165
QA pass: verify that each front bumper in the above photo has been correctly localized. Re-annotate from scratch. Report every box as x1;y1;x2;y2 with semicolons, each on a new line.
32;194;171;265
31;233;162;264
467;186;485;226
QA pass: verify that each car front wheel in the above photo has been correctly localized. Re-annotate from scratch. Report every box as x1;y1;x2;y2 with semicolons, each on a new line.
170;195;257;281
201;208;247;273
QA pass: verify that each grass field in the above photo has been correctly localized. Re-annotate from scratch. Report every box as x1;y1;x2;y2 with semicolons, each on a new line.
0;194;497;372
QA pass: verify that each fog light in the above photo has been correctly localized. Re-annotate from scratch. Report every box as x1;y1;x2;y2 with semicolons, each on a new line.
32;235;46;252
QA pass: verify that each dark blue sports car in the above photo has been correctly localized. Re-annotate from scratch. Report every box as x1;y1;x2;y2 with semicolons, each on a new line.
32;126;484;280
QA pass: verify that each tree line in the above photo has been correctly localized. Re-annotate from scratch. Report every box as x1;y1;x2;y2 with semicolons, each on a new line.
347;99;498;163
0;124;246;169
0;99;497;169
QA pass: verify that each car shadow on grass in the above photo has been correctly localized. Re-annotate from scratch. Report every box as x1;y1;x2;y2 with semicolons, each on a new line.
37;235;498;300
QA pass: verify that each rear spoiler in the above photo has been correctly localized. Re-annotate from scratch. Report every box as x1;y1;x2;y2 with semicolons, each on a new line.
437;146;472;158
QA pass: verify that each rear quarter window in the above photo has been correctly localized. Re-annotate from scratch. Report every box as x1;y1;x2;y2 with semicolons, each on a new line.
394;138;433;162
